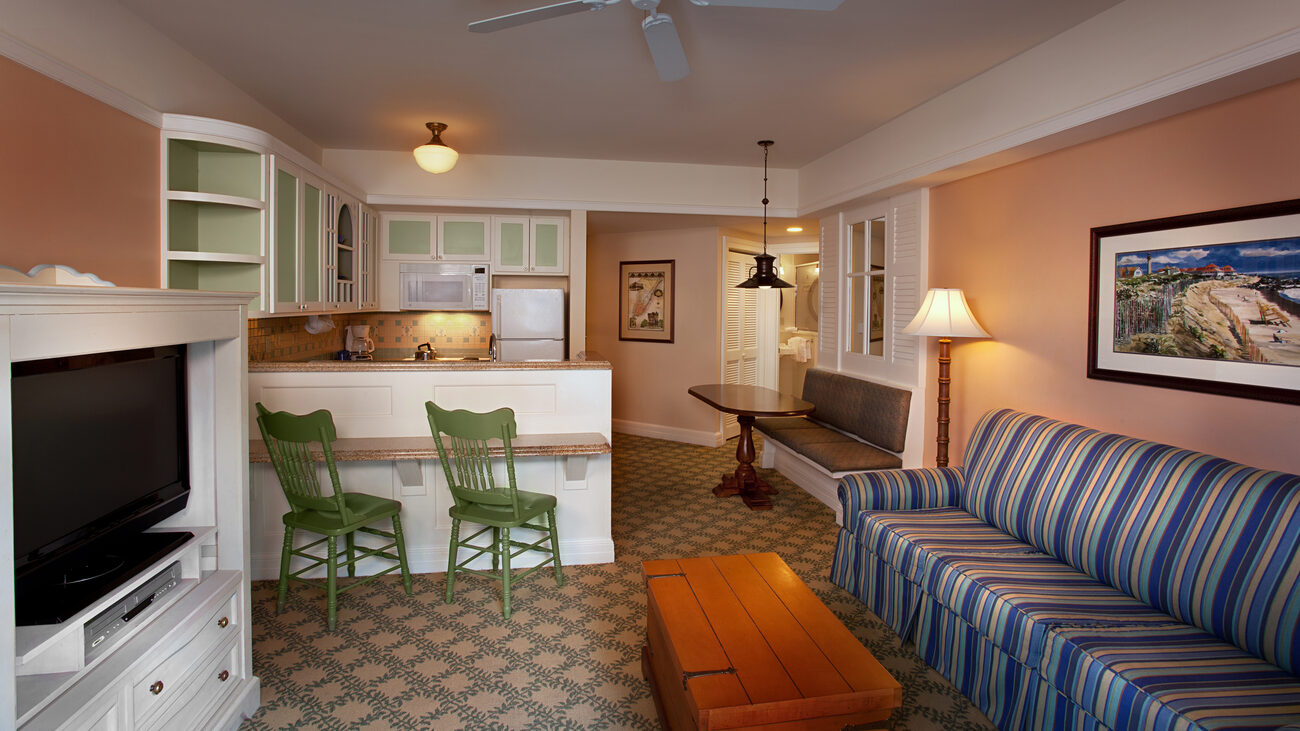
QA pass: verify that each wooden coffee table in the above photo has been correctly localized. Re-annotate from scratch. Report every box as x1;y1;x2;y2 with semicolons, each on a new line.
688;384;814;510
641;553;901;730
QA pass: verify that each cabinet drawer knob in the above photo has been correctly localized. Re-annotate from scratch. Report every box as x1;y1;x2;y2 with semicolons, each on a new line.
150;681;164;695
218;670;230;682
217;616;230;629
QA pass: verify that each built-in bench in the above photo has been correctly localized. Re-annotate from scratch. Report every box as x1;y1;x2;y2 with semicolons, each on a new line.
755;369;910;520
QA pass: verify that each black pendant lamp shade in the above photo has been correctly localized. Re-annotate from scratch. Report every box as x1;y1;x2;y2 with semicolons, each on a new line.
736;140;793;289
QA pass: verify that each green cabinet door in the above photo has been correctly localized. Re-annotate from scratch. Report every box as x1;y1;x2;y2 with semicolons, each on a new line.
274;168;299;307
302;184;321;304
530;218;567;274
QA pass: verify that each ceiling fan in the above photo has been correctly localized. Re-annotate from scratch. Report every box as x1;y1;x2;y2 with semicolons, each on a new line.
468;0;844;82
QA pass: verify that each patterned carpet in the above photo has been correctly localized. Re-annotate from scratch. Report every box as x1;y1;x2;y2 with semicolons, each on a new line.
241;433;994;730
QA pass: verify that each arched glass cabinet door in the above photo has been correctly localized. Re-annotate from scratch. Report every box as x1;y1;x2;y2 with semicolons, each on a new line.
336;203;355;286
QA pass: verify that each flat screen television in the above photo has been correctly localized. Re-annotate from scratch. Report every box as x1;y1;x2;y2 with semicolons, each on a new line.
11;345;193;625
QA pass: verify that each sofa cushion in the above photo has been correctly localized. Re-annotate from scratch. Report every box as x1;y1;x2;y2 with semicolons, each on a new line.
800;369;910;452
1041;623;1300;731
760;427;858;450
923;553;1177;667
853;507;1041;582
960;409;1300;674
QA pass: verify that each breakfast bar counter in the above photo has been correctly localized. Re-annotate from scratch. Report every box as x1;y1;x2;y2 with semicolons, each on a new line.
246;355;613;580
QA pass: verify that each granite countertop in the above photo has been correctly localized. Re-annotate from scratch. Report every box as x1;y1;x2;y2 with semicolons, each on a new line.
250;433;611;462
248;351;611;372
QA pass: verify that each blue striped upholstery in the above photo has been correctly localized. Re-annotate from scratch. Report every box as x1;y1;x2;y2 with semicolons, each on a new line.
826;409;1300;731
852;507;1040;582
1042;623;1300;731
960;409;1300;674
923;553;1180;666
837;467;962;528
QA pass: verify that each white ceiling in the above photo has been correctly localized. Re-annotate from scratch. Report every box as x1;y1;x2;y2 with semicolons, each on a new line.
115;0;1122;168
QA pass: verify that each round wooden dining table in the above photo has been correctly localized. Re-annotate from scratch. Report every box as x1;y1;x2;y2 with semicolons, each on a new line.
688;384;814;510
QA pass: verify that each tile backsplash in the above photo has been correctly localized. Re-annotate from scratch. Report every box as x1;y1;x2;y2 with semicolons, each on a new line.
248;311;491;361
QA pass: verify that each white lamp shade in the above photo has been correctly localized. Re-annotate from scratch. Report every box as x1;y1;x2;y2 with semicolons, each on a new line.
413;143;459;173
900;288;990;338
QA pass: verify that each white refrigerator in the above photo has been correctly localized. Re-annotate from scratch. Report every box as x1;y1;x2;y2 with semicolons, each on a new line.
492;288;566;360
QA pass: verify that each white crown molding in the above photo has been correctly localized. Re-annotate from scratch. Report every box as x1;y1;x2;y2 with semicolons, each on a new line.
799;26;1300;216
0;29;163;128
366;194;795;217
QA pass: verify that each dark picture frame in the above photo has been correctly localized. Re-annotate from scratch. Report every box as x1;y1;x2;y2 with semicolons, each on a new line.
1088;198;1300;405
619;259;675;343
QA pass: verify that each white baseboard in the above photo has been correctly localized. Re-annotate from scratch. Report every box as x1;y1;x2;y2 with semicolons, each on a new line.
252;536;615;581
613;419;724;447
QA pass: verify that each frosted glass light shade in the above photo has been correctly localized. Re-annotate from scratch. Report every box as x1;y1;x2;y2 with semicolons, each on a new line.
413;143;458;173
900;288;990;338
413;122;459;173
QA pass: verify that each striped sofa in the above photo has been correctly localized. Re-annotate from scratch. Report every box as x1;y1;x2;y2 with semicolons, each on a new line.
829;409;1300;731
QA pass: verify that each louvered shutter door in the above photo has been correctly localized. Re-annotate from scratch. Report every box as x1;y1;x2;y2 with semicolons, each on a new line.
818;213;840;368
722;251;758;437
888;194;921;383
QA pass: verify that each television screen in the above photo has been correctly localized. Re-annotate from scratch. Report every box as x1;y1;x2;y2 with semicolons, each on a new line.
11;346;190;572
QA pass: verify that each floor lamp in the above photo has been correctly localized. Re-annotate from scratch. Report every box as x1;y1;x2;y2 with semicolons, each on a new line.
900;289;990;468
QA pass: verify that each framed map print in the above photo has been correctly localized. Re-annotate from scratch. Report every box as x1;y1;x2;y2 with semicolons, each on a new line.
619;259;675;343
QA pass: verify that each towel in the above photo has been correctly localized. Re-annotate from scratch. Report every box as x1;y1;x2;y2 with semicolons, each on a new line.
787;336;811;363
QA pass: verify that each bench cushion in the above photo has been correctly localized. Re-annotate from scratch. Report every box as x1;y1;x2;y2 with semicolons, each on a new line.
801;369;911;452
797;440;901;473
753;416;821;431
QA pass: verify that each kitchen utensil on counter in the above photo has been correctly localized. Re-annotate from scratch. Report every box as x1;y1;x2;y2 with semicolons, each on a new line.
413;343;436;360
345;325;375;359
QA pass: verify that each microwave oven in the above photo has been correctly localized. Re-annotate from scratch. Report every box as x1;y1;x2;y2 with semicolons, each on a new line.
399;262;490;311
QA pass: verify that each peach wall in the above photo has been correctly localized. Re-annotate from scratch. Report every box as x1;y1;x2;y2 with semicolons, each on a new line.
0;56;159;287
587;227;722;440
929;78;1300;475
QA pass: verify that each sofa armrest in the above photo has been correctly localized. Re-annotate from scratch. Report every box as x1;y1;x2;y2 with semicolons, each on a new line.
836;467;964;527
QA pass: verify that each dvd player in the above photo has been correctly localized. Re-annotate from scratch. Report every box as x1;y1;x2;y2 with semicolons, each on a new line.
84;561;181;661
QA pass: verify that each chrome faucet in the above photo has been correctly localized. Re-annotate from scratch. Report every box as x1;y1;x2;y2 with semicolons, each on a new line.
488;333;498;361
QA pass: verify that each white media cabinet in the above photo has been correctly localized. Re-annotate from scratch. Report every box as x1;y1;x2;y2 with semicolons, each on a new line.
0;285;259;729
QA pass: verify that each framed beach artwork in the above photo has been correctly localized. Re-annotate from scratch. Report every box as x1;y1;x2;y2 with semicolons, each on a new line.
619;259;675;343
1088;198;1300;404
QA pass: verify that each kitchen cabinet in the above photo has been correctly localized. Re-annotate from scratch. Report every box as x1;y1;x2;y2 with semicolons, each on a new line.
382;213;491;262
358;205;379;310
492;215;568;275
324;189;359;311
162;136;267;315
268;158;324;314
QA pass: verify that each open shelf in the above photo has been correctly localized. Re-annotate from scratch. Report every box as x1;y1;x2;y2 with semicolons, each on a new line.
167;260;263;312
167;200;263;257
167;139;262;200
167;190;264;210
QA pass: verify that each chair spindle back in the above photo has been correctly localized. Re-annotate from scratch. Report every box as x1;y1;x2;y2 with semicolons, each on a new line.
255;403;350;519
426;402;521;517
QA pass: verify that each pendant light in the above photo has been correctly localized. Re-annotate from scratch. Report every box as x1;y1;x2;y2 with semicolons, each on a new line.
413;122;459;173
736;140;793;289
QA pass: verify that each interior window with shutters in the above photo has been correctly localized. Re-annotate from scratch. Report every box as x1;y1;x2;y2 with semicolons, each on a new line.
846;216;887;358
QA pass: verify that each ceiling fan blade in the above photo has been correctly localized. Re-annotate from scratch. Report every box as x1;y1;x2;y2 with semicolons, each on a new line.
469;0;616;33
687;0;843;9
642;13;690;82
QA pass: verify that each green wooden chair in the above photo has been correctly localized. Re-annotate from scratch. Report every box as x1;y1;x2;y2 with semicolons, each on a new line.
255;403;412;630
426;402;563;619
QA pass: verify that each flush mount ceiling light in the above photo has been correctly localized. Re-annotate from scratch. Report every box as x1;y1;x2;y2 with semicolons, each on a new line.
736;140;793;290
786;226;803;233
413;122;459;173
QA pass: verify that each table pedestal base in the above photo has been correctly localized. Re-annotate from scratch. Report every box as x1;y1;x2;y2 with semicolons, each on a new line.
711;415;778;511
